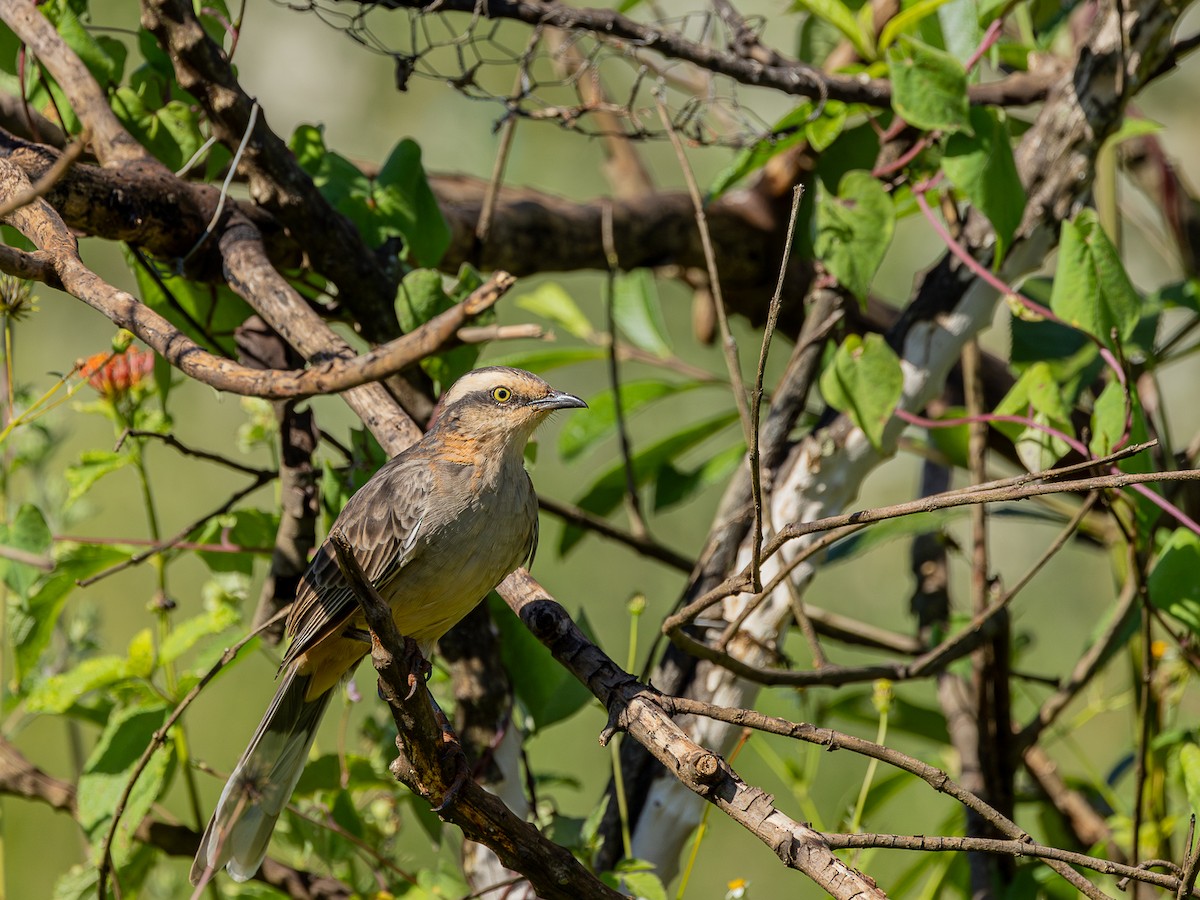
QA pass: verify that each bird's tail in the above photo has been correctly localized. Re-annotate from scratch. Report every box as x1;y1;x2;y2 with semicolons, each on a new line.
190;668;332;885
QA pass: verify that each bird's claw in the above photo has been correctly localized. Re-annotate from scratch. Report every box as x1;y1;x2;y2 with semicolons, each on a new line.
432;734;470;812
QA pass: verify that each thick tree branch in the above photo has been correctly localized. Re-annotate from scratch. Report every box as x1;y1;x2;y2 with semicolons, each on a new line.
141;0;402;338
328;533;624;900
0;155;511;398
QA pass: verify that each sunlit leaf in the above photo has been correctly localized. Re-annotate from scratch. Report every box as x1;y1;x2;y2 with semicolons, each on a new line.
815;171;894;303
78;704;175;866
818;333;903;450
992;361;1075;471
886;36;971;134
792;0;876;60
11;544;131;688
1149;529;1200;637
65;450;133;505
516;283;595;339
25;655;131;715
158;604;240;666
0;503;51;596
1050;209;1140;350
879;0;956;49
943;107;1025;259
1180;743;1200;819
613;270;671;357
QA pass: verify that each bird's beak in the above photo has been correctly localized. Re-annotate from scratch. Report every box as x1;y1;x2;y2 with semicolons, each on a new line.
529;389;587;411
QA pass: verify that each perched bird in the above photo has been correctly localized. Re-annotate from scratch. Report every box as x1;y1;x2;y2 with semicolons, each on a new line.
191;366;586;884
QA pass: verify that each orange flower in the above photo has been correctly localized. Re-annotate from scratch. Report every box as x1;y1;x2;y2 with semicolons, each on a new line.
78;346;155;399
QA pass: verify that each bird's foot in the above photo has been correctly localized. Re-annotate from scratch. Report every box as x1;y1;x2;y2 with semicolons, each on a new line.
400;637;432;700
432;726;470;812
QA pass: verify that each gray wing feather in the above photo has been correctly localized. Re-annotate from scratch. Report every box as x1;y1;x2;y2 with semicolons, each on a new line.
282;456;432;669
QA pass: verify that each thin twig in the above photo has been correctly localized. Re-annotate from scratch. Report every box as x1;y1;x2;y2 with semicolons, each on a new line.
0;543;53;571
115;428;276;479
822;832;1191;896
653;90;754;558
664;441;1161;633
660;697;1113;898
181;100;259;265
601;200;648;540
538;497;690;572
76;473;273;587
748;184;803;593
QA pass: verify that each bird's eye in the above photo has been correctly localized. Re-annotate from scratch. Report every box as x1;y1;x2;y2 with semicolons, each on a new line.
492;386;513;403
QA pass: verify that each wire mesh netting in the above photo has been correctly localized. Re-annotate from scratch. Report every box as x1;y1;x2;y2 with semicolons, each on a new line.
277;0;798;148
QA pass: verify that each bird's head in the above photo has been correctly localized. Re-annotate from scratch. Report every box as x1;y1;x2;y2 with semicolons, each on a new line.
427;366;587;454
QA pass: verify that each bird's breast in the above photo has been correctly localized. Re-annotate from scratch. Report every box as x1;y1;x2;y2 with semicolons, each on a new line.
385;461;536;644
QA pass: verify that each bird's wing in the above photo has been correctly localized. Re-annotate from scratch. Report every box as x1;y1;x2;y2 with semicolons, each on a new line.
281;455;432;670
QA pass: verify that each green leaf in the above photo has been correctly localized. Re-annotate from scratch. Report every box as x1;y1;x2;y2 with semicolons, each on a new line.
26;654;131;715
1089;380;1128;457
396;268;452;332
886;36;971;134
1180;743;1200;820
111;89;204;172
289;124;371;217
992;360;1078;471
937;0;983;62
792;0;876;60
126;628;156;679
65;450;133;505
815;171;895;303
191;508;279;575
879;0;956;49
562;410;740;553
612;270;671;356
0;503;51;596
78;704;174;866
558;380;705;461
653;441;746;511
806;100;848;152
372;138;451;266
491;596;596;733
710;103;814;197
45;0;123;86
11;544;131;687
942;108;1026;259
1050;209;1140;349
819;333;903;450
602;860;668;900
1149;529;1200;637
125;247;253;356
159;604;240;665
515;283;595;339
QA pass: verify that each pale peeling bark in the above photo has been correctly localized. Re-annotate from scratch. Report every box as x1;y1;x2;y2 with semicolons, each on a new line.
630;0;1181;881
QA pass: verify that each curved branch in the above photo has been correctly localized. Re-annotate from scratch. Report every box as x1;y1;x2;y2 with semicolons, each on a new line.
0;156;511;399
